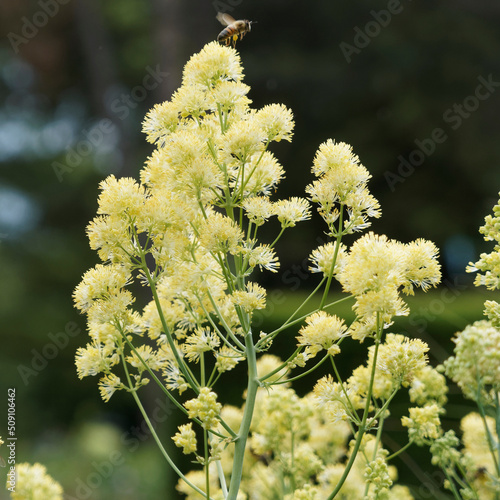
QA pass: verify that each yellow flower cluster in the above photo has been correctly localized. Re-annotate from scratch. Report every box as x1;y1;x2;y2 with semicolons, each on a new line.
178;382;414;500
314;334;434;424
73;42;309;404
467;194;500;290
401;404;443;446
443;320;500;404
461;413;499;498
72;40;447;499
172;423;198;455
306;139;381;235
184;387;222;430
338;233;441;340
10;463;63;500
296;311;347;358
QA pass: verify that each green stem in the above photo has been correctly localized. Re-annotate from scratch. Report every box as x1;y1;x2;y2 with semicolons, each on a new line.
226;330;259;500
495;392;500;476
268;353;330;386
121;353;215;499
134;235;199;391
442;468;465;500
119;330;186;415
119;326;234;440
476;384;500;475
326;313;383;500
330;357;358;421
319;205;344;310
386;440;413;461
256;294;352;351
254;277;327;350
204;428;210;500
259;347;301;383
269;226;286;248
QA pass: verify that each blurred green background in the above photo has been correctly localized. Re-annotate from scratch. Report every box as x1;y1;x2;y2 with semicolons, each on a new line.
0;0;499;498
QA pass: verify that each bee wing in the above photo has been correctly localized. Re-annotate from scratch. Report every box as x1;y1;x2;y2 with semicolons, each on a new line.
216;12;235;26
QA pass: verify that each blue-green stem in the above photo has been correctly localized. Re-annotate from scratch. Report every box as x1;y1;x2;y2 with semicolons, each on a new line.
255;294;353;351
135;242;199;391
267;353;330;386
204;428;210;500
258;346;301;383
476;380;500;475
254;277;327;350
326;314;383;500
494;392;500;478
120;352;215;499
118;328;233;439
330;357;358;422
385;440;413;461
319;205;344;310
226;329;259;500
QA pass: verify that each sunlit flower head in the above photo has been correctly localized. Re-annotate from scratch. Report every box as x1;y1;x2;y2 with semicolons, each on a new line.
98;373;124;402
210;80;251;112
273;197;311;228
306;140;381;234
409;365;448;407
97;175;146;220
182;328;220;363
338;233;401;296
375;333;429;388
75;342;120;379
11;463;63;500
243;244;280;273
297;311;347;358
254;103;294;142
199;211;244;254
309;242;347;277
142;100;179;146
232;282;267;313
311;140;360;177
243;196;274;226
467;194;500;290
182;41;244;87
220;119;264;162
313;375;351;422
237;151;285;196
73;263;131;313
401;239;441;294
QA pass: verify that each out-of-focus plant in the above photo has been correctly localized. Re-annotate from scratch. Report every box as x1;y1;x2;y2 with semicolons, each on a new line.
73;42;444;499
405;198;500;500
5;461;63;500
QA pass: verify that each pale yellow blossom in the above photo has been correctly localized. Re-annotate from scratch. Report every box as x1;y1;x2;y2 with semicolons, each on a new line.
10;463;63;500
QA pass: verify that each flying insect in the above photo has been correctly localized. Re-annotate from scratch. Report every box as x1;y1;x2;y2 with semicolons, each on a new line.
216;13;255;47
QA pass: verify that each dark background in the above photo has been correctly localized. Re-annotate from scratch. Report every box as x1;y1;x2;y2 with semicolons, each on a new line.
0;0;499;498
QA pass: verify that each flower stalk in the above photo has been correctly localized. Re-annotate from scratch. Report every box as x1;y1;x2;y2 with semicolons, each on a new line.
73;42;443;499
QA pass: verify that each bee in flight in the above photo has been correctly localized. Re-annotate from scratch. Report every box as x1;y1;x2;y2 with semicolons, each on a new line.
216;12;255;47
